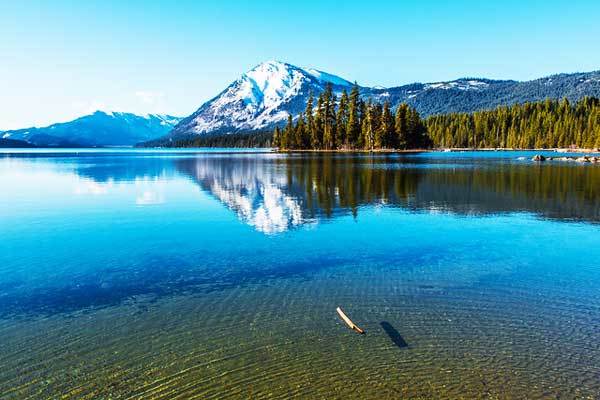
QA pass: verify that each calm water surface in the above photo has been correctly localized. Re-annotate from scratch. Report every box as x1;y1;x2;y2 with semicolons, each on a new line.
1;149;599;399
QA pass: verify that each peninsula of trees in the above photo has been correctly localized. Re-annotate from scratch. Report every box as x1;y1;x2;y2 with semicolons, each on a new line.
273;84;431;151
273;84;600;151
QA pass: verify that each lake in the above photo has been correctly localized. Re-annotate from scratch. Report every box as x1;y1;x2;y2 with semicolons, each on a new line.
1;149;599;399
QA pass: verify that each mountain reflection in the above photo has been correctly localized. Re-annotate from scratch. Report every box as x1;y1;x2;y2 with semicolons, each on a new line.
175;153;600;231
35;151;595;231
176;155;307;233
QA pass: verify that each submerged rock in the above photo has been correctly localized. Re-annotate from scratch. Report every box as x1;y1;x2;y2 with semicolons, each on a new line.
549;155;600;164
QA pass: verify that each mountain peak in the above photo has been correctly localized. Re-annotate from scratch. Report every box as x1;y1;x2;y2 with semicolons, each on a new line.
246;60;352;88
167;66;600;139
171;61;354;135
249;60;292;70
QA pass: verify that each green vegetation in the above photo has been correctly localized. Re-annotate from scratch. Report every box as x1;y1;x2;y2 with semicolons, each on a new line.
142;130;274;148
273;84;431;150
426;97;600;149
144;92;600;150
274;84;600;150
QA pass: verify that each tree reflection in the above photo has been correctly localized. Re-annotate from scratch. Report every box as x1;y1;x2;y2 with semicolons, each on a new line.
176;153;600;232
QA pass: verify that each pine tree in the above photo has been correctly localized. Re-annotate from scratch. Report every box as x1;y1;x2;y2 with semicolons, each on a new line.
273;126;281;148
305;93;316;149
295;113;307;149
282;114;294;149
322;83;336;150
358;99;367;149
360;100;378;150
370;102;383;149
337;90;349;149
346;83;361;148
313;94;324;149
395;103;409;149
378;101;394;148
407;108;425;148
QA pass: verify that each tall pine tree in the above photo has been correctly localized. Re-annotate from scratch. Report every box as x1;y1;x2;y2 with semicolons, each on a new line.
346;83;361;148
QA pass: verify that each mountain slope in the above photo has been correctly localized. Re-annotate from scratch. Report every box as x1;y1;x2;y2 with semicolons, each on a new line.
0;138;35;148
2;111;181;147
171;60;352;137
373;72;600;116
161;62;600;143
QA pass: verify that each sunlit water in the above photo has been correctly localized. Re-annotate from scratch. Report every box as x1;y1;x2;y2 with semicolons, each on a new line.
1;149;599;399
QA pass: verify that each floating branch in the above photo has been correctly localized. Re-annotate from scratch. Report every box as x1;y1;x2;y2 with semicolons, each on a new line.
336;307;365;334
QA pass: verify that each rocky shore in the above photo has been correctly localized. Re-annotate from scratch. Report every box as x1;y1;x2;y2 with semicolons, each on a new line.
532;154;600;163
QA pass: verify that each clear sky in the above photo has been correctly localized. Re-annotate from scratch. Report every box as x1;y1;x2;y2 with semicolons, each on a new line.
1;0;599;130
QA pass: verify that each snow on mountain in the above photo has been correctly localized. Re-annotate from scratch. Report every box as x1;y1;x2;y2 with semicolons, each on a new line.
304;68;352;87
2;111;182;147
136;61;600;144
170;61;352;137
424;79;490;91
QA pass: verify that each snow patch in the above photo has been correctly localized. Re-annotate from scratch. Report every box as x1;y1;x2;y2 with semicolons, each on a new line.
424;80;489;91
305;68;352;87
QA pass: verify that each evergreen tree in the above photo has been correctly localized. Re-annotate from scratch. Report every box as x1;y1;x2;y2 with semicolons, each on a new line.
273;126;281;148
346;83;361;148
322;83;336;149
395;103;409;149
305;93;316;149
378;101;395;148
370;102;383;149
282;114;294;149
360;100;377;150
407;108;425;148
313;94;324;149
337;90;349;148
358;99;367;149
295;113;308;149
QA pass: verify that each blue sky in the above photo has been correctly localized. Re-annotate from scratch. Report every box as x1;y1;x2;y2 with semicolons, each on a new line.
1;0;599;129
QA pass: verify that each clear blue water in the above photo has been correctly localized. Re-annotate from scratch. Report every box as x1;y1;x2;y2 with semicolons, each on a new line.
1;149;599;398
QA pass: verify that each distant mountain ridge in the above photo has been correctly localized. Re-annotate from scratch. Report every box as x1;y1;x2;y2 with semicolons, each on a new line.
4;62;600;148
161;61;600;144
1;111;181;147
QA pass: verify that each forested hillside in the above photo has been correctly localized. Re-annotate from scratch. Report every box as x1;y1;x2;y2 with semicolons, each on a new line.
426;97;600;149
276;84;600;150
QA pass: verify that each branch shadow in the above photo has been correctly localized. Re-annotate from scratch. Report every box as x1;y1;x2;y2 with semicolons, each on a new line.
380;321;408;348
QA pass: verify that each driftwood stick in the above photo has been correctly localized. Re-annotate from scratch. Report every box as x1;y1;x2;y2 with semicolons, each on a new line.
336;307;365;334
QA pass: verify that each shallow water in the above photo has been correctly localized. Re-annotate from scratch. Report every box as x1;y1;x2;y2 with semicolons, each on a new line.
1;149;599;399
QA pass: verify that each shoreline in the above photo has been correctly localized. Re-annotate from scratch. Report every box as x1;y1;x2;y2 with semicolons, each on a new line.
274;147;600;154
1;146;599;154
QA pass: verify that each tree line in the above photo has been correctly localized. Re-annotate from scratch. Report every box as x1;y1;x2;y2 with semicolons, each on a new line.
273;84;431;150
426;97;600;149
141;130;274;148
274;84;600;150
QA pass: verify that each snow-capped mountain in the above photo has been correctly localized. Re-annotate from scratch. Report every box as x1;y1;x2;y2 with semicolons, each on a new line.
171;61;352;137
2;111;182;147
161;61;600;143
7;61;598;147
